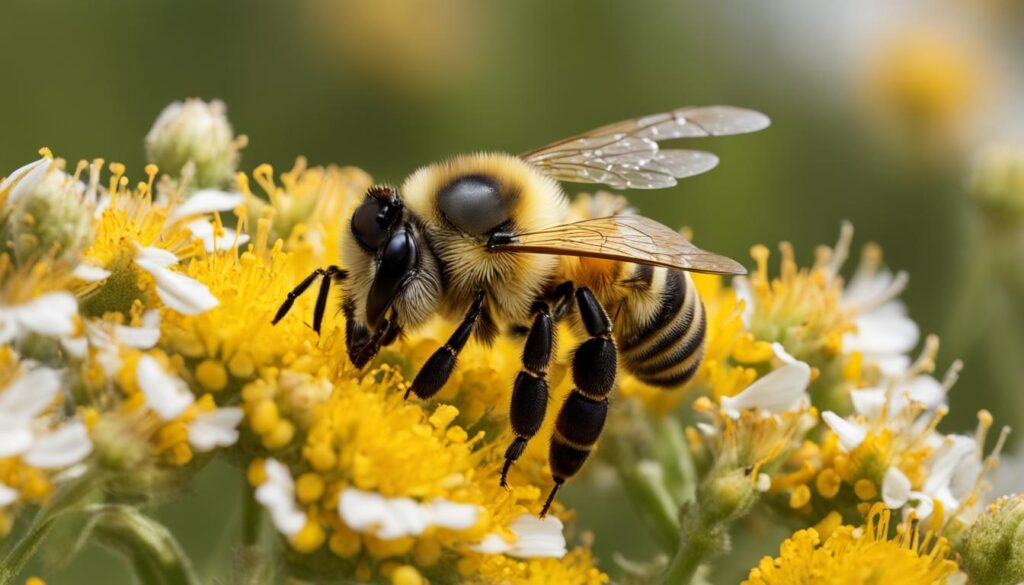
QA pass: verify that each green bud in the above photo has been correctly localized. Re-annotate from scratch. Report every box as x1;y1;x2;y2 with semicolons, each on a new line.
700;468;758;523
1;158;92;265
956;495;1024;585
145;98;244;189
969;144;1024;227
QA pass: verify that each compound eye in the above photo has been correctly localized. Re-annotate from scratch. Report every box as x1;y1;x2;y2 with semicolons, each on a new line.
351;199;389;250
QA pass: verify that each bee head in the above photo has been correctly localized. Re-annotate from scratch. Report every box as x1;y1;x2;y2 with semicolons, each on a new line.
345;186;440;337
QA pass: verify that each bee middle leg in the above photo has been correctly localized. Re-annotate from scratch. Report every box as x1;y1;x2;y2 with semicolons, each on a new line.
407;291;486;400
500;299;555;488
541;286;616;517
272;265;348;334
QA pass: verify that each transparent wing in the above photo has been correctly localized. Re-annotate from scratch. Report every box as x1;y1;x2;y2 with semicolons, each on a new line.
489;215;746;275
520;106;770;189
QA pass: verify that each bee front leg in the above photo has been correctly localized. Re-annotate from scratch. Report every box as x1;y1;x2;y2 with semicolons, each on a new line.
272;265;348;333
500;300;555;488
542;286;616;517
406;291;486;400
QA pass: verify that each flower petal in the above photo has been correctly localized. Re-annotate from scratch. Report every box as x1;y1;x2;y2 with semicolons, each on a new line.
882;466;912;509
822;411;867;452
114;310;162;349
0;366;60;420
187;407;244;452
424;498;479;531
136;355;194;420
72;263;111;282
23;422;92;469
135;245;180;268
1;158;51;205
14;292;78;337
505;514;567;559
255;459;306;537
850;388;886;419
0;427;34;458
167;189;245;222
0;482;18;507
845;303;919;356
135;259;218;315
185;219;250;253
720;361;811;418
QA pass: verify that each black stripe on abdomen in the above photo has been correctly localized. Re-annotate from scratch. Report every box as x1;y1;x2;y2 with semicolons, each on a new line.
618;270;706;388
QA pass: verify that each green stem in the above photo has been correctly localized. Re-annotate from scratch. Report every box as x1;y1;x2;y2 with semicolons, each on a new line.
608;440;681;552
241;481;263;546
0;473;98;585
655;505;727;585
91;505;199;585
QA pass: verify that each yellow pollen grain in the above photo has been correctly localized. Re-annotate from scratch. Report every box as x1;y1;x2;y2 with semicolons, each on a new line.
413;537;443;567
329;529;362;558
305;443;338;472
263;420;295;449
391;566;424;585
855;478;878;501
228;353;255;378
295;473;325;504
168;443;193;466
196;360;228;392
292;518;326;553
816;469;842;499
250;400;280;434
790;485;811;509
26;578;46;585
247;459;267;486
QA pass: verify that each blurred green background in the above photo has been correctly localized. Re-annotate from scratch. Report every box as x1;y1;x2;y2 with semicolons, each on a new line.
3;0;1023;582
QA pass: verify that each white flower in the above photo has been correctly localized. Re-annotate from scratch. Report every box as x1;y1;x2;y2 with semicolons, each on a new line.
167;189;245;223
471;514;567;559
23;422;92;469
255;459;306;537
133;245;218;315
136;355;194;420
0;158;51;204
821;411;868;452
338;488;479;540
184;219;249;253
85;310;162;352
72;263;112;283
0;292;78;344
720;361;812;418
187;407;244;452
0;366;61;457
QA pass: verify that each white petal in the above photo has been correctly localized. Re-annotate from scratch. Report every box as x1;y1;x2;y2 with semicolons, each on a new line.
0;313;19;344
135;260;218;315
255;459;306;536
822;411;867;452
505;514;567;559
424;499;479;531
136;355;194;420
168;189;245;222
0;427;34;458
923;435;977;497
61;335;88;359
72;263;111;282
906;492;935;521
135;245;179;268
846;306;919;356
771;342;799;364
339;489;429;539
14;292;78;337
187;407;244;452
850;388;886;419
1;158;51;205
720;361;811;418
882;467;912;509
0;367;61;420
0;482;18;507
732;277;754;328
905;376;946;411
472;534;513;554
114;311;162;349
23;422;92;469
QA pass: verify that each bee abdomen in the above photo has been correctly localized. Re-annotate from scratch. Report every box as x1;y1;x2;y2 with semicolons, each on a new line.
618;270;707;388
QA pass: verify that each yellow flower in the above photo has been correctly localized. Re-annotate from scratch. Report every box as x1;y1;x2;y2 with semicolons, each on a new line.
743;504;957;585
459;547;609;585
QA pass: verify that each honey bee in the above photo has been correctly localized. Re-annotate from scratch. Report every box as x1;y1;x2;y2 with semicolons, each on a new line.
273;106;769;515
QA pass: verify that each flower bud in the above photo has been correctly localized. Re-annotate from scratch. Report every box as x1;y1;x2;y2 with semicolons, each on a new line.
956;495;1024;585
145;98;244;189
700;468;758;523
1;158;92;264
969;144;1024;227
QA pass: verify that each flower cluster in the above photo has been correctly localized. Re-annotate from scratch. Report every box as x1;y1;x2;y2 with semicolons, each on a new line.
0;99;1019;585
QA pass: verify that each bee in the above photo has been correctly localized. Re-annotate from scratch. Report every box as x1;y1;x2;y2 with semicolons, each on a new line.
273;106;769;515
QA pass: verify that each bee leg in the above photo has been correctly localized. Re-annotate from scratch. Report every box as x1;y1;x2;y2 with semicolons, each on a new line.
541;286;616;517
500;300;554;488
272;265;347;331
407;291;486;400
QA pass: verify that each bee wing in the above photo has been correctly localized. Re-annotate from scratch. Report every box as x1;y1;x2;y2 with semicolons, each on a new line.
489;215;747;275
520;106;770;190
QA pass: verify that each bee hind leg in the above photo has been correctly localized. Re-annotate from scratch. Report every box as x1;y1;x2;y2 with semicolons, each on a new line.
541;286;616;517
407;291;486;400
500;300;555;488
